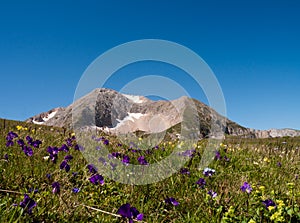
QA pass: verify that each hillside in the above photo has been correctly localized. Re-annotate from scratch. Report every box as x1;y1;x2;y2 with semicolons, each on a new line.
0;118;300;222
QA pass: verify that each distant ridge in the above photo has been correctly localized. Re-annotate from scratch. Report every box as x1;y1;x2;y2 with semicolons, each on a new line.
26;88;300;139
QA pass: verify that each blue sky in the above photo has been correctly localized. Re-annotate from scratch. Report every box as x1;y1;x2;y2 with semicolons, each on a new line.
0;0;299;130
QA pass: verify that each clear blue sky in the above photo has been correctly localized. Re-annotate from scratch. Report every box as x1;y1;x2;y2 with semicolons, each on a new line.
0;0;299;130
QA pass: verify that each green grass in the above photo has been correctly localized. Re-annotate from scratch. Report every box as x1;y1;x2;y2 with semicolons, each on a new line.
0;118;299;222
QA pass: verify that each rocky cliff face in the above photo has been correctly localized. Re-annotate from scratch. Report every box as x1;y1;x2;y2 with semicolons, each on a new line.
26;88;300;138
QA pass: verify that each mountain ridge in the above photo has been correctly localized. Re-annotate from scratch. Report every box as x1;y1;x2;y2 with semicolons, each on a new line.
26;88;300;139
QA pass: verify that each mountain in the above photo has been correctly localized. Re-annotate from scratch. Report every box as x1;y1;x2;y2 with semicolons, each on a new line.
26;88;300;139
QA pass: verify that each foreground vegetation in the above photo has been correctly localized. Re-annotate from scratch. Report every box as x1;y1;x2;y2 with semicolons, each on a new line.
0;119;299;222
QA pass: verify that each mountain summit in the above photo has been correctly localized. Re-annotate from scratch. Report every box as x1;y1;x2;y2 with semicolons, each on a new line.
26;88;300;138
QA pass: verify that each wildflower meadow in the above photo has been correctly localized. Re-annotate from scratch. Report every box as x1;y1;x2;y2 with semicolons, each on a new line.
0;119;299;222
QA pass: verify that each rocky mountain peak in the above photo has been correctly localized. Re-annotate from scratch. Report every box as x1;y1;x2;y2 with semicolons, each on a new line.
26;88;300;139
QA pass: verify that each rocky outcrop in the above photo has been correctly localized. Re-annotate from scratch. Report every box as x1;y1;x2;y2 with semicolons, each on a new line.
252;128;300;138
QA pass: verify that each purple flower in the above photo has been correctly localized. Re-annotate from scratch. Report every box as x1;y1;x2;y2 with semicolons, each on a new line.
6;131;18;141
94;136;104;142
72;188;80;193
138;156;148;165
66;138;73;147
46;173;51;179
122;155;130;165
22;146;33;156
60;160;70;172
224;156;230;162
240;182;252;194
50;153;58;163
89;174;104;185
87;164;97;174
196;178;206;188
103;139;109;145
117;203;144;222
110;162;117;170
277;162;282;167
25;135;33;144
95;146;101;150
46;146;59;162
74;144;84;151
59;144;69;152
32;140;42;148
180;149;196;157
129;141;137;148
28;188;38;194
98;157;107;165
208;190;217;198
180;168;190;175
47;146;59;155
6;140;14;147
262;199;276;209
60;155;73;172
52;182;60;194
165;197;179;206
17;139;25;147
112;152;121;158
64;155;73;162
215;150;221;160
19;194;36;214
4;154;9;161
72;172;78;177
203;168;215;177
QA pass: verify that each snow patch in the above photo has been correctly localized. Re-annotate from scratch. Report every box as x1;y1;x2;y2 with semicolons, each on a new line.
32;120;44;125
123;94;145;103
112;112;145;129
43;110;57;122
32;110;57;125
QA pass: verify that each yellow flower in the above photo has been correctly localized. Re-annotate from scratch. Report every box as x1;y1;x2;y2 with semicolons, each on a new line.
276;200;285;208
71;132;75;137
263;157;270;163
168;141;172;145
220;143;227;148
16;125;28;131
258;186;265;191
270;211;284;222
287;183;295;189
248;219;256;223
138;137;142;141
31;129;35;133
16;125;22;130
268;206;276;211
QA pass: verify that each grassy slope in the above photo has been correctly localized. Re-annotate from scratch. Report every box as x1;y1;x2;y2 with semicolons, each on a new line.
0;118;299;222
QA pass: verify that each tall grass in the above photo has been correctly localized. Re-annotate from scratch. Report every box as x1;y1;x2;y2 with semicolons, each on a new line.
0;119;299;222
